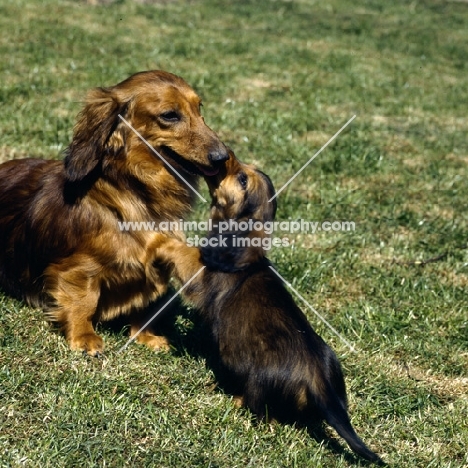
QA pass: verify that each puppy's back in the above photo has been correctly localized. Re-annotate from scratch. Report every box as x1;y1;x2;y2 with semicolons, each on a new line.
201;262;382;463
203;261;329;391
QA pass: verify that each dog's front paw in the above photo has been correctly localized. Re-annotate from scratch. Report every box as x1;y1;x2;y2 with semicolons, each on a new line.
151;232;170;248
69;333;104;357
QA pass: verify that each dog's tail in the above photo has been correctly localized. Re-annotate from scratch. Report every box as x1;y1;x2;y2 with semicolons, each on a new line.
321;396;384;464
303;351;384;464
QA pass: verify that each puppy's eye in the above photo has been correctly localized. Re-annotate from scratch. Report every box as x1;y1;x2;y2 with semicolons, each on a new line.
160;111;180;123
237;172;248;190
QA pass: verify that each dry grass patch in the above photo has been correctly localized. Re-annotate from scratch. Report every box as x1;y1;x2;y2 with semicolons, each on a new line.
0;146;29;164
324;104;357;120
234;75;291;102
300;38;336;54
382;358;468;402
299;130;332;146
446;152;468;165
438;270;468;289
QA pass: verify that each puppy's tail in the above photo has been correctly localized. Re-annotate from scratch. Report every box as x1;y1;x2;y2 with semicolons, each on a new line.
304;346;384;464
323;400;384;464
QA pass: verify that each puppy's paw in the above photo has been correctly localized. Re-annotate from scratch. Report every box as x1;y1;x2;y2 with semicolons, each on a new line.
69;333;104;357
136;333;171;351
131;325;171;352
232;395;244;408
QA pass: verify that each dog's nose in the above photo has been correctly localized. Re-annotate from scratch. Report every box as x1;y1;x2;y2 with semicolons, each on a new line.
209;148;230;163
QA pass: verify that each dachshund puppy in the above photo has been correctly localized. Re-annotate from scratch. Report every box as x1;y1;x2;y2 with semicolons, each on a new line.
153;152;383;464
0;70;229;355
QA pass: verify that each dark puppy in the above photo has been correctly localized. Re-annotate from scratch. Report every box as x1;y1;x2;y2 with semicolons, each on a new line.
154;152;383;464
0;70;228;355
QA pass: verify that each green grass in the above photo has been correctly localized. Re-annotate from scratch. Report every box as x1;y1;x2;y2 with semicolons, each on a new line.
1;0;467;466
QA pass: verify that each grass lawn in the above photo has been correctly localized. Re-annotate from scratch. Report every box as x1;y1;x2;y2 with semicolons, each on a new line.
0;0;467;466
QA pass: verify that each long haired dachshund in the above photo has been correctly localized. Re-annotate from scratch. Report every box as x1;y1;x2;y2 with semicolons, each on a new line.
153;151;383;464
0;70;229;356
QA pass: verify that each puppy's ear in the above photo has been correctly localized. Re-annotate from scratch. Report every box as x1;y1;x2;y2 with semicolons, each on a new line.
260;171;277;222
64;87;129;182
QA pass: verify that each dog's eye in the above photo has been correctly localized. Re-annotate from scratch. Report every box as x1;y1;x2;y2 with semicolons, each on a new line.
160;111;180;123
237;172;248;190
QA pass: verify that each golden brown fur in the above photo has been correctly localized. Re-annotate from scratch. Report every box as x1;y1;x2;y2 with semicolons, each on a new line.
0;70;228;355
153;151;383;464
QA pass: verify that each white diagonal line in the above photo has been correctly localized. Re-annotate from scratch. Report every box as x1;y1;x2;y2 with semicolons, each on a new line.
268;266;356;353
117;265;206;353
118;115;208;203
268;115;357;202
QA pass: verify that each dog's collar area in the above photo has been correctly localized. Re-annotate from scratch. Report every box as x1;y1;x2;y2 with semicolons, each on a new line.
201;249;270;273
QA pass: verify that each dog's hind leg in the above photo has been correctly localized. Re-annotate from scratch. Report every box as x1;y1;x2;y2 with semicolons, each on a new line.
44;255;103;356
241;379;274;422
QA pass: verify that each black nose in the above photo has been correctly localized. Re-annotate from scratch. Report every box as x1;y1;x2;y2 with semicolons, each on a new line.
209;148;230;163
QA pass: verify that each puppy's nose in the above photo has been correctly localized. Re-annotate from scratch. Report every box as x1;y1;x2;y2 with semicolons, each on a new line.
209;148;230;163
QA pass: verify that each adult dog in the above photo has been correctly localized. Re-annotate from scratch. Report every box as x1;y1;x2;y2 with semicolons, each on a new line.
0;70;228;356
152;152;383;464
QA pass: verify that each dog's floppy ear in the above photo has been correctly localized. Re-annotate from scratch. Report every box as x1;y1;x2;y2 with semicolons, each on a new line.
64;87;128;182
